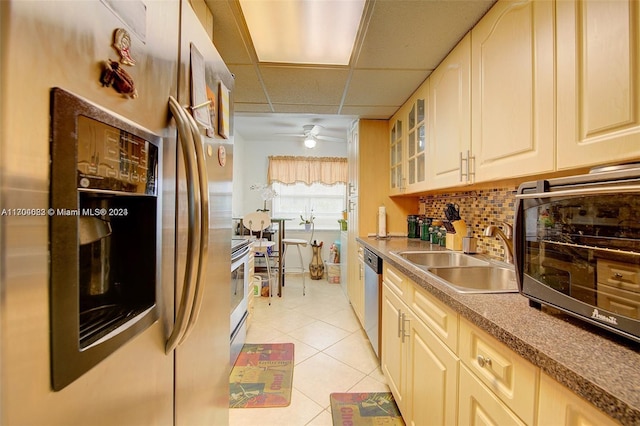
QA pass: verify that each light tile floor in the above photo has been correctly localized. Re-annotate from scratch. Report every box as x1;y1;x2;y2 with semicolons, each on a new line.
229;275;389;426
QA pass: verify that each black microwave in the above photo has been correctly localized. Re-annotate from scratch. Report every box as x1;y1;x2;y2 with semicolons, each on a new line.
514;165;640;344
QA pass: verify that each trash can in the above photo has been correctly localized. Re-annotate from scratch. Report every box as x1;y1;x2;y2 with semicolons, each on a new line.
326;262;341;284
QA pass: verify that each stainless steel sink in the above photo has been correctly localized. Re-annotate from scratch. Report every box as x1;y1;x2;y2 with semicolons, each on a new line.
427;266;519;294
392;251;489;267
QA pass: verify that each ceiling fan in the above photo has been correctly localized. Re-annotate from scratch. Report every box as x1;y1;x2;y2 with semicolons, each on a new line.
277;124;345;148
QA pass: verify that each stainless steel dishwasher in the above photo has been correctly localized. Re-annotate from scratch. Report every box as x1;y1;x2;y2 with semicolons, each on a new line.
363;248;382;358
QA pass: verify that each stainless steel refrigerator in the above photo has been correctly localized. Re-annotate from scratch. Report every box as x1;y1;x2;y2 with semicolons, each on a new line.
0;1;233;424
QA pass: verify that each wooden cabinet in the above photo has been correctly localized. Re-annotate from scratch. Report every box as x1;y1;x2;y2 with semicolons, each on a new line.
379;258;623;425
458;364;526;426
347;119;413;324
459;317;538;425
347;244;365;325
389;0;640;193
406;94;428;192
390;87;428;194
381;266;459;425
537;372;620;426
556;0;640;170
405;307;458;426
428;0;554;190
381;282;407;413
389;115;406;195
471;0;555;182
409;283;458;353
428;33;471;189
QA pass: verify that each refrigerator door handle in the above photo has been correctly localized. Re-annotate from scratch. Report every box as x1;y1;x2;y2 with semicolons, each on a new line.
166;96;201;354
179;104;210;344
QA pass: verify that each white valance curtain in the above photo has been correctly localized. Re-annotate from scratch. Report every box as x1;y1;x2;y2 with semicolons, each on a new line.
267;156;348;185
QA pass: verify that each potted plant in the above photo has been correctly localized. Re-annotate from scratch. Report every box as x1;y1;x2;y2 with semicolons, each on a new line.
250;183;277;213
299;211;315;231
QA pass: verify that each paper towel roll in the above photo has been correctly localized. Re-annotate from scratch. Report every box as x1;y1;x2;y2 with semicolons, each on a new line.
378;206;387;237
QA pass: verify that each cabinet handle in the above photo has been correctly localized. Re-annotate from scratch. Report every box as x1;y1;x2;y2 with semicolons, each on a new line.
467;150;475;183
477;355;492;368
460;151;468;182
397;309;402;338
401;312;410;343
613;272;623;279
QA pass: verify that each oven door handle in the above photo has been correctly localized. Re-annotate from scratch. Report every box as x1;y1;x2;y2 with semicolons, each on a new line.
166;96;201;354
515;185;640;199
180;104;209;344
231;245;251;264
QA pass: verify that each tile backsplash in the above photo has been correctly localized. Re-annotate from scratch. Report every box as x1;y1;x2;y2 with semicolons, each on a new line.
419;186;518;259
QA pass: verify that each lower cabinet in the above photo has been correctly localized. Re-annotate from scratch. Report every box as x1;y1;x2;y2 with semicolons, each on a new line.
381;284;406;413
381;282;458;426
458;319;539;425
348;244;365;326
407;308;458;426
380;263;622;426
458;364;526;426
537;373;619;426
459;317;538;425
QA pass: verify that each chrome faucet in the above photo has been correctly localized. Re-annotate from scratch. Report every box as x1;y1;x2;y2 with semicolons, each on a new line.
484;223;514;263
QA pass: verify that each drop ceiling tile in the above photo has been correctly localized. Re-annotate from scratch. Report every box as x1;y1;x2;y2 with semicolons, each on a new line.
340;105;398;120
344;69;430;107
227;64;269;104
234;103;274;113
259;66;349;105
207;0;254;65
272;104;340;115
356;0;495;69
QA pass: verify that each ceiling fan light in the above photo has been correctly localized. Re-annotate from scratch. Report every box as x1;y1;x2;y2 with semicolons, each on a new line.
304;136;317;148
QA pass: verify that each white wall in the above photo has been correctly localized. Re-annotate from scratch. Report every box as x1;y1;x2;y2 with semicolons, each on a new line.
232;130;348;275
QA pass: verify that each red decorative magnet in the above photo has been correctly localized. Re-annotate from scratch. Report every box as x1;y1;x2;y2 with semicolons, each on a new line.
100;59;138;99
113;28;136;66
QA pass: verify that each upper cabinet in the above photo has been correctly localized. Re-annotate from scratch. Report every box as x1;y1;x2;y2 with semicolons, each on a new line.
428;33;471;189
390;88;429;194
406;95;427;192
556;0;640;169
471;0;555;182
389;105;407;195
389;0;640;195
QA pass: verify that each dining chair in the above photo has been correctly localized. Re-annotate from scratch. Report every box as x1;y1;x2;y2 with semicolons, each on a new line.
243;211;276;305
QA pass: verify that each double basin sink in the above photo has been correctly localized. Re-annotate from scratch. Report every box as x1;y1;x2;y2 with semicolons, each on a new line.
391;251;518;294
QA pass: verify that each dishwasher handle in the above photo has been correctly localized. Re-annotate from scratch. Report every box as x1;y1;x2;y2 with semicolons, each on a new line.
363;248;382;274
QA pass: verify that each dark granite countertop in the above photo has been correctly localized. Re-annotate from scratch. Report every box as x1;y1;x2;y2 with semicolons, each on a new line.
357;237;640;425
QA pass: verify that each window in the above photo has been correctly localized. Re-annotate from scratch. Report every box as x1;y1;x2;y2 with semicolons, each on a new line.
271;181;345;230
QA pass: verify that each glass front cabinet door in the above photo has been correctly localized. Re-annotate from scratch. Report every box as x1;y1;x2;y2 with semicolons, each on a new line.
407;98;426;191
390;118;404;194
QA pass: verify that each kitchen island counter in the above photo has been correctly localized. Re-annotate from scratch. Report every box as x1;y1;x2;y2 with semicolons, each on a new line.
358;237;640;425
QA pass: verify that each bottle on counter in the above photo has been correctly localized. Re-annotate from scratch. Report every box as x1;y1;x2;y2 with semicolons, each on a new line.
420;217;432;241
407;215;419;238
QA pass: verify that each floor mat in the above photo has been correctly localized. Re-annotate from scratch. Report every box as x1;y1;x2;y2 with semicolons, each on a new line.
229;343;294;408
330;392;405;425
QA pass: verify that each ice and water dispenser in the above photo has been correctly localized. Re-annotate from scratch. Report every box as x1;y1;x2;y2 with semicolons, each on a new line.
49;88;160;390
